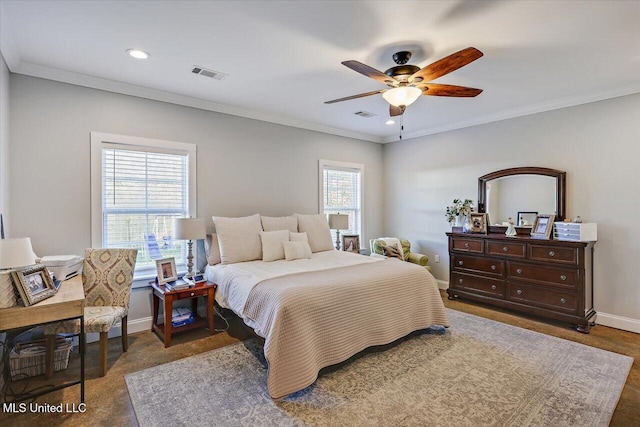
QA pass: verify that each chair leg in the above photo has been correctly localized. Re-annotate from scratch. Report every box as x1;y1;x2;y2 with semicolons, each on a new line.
45;335;55;379
99;331;108;377
121;315;128;352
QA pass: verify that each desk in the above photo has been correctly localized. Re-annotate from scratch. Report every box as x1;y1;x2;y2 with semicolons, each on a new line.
0;275;85;402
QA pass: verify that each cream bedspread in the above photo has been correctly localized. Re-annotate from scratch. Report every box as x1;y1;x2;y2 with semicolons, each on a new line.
242;258;449;398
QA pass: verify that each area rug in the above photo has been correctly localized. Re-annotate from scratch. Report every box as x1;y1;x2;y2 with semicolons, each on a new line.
125;309;632;427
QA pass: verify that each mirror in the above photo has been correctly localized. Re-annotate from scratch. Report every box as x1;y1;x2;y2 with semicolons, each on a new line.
478;167;566;227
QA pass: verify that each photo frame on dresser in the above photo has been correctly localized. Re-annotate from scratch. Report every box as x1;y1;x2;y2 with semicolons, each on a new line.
469;213;489;234
530;214;556;239
11;265;57;306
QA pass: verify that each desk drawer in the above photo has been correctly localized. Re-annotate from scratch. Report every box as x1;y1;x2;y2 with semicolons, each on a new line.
529;244;578;265
452;238;484;254
507;282;578;314
487;241;526;258
450;272;505;298
452;255;504;278
508;262;578;289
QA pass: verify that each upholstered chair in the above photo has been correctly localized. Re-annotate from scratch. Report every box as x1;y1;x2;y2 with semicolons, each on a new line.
369;238;431;271
44;248;138;377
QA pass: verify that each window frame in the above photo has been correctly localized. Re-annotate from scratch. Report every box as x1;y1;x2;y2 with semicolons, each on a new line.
318;159;364;244
90;132;197;281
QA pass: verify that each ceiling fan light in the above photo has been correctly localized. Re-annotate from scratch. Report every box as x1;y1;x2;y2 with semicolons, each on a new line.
382;86;422;107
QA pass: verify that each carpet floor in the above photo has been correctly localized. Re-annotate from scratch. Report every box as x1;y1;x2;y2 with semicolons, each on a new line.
125;309;632;427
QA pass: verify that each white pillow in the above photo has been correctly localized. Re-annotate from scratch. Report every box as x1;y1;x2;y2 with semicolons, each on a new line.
283;241;313;261
212;214;263;264
295;213;334;253
261;215;298;232
260;230;289;262
289;231;308;242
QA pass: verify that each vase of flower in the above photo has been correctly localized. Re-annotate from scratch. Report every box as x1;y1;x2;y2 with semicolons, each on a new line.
446;199;475;231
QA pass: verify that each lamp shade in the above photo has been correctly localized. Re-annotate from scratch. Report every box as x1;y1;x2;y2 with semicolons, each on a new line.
328;214;349;230
382;86;422;107
0;237;37;269
174;218;206;240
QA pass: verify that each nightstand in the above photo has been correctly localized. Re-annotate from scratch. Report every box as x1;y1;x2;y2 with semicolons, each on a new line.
150;280;217;348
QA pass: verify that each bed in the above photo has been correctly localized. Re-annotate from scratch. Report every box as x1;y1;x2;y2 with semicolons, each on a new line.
204;248;449;398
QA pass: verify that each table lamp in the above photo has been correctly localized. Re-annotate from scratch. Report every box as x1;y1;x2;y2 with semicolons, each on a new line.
174;218;206;279
0;237;37;307
328;213;349;250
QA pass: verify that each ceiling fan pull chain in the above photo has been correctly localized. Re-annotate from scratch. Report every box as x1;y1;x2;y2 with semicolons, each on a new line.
400;115;404;140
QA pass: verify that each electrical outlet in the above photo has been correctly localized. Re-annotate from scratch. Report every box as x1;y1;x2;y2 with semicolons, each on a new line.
435;254;440;263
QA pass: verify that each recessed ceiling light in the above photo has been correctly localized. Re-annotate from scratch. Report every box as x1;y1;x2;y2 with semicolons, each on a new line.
386;120;396;125
126;49;150;59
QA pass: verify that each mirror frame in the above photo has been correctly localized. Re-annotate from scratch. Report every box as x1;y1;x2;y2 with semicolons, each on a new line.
477;167;566;224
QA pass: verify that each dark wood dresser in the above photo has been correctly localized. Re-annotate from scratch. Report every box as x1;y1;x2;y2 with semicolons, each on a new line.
446;232;596;332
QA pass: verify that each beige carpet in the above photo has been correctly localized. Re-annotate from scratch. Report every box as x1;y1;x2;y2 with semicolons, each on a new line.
125;309;632;426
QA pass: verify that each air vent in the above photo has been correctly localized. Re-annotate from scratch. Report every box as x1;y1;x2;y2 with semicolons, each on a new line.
191;66;229;81
354;111;376;118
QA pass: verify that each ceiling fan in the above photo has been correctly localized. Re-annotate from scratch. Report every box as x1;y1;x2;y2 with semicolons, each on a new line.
325;47;484;117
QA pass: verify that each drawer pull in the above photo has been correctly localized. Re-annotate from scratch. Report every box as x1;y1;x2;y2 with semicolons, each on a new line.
458;261;464;266
190;292;195;297
458;278;464;284
464;243;470;248
516;289;523;295
491;284;497;290
560;298;567;304
491;265;496;270
502;246;508;252
560;275;567;281
516;268;522;274
549;251;555;257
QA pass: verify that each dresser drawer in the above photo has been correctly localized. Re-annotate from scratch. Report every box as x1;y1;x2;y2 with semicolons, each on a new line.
452;255;504;278
529;244;578;265
507;282;578;314
508;262;578;289
450;272;505;298
487;241;526;258
451;238;484;254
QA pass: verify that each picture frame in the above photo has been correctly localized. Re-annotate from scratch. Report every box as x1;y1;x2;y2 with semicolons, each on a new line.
156;257;178;285
469;213;489;234
11;265;57;306
530;214;556;239
341;234;360;253
517;211;538;227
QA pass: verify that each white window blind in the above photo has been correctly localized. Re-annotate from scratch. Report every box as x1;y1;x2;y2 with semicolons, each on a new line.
320;161;363;243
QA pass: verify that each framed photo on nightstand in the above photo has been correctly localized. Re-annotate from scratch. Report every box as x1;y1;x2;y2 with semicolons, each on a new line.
341;235;360;253
156;257;178;285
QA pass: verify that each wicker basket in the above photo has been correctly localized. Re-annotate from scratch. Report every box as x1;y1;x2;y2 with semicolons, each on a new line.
9;338;73;380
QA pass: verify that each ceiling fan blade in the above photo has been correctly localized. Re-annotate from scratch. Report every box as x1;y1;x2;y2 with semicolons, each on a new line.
342;60;398;86
324;89;386;104
409;47;483;83
389;105;405;117
420;83;483;97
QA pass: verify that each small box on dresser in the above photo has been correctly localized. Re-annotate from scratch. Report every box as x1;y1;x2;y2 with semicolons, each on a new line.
553;222;597;242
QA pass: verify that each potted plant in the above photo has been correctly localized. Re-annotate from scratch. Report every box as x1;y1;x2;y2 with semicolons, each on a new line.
445;199;475;229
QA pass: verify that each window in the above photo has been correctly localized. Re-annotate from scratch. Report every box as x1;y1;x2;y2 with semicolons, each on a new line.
91;133;196;279
319;160;363;244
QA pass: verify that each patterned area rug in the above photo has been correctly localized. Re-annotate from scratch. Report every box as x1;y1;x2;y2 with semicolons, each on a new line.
125;309;632;426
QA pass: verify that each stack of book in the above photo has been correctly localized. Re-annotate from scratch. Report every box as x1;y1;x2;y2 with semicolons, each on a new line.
164;278;193;291
171;307;195;327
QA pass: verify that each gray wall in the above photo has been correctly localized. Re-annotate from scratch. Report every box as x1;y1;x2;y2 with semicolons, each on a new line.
8;74;384;325
0;54;8;232
383;93;640;329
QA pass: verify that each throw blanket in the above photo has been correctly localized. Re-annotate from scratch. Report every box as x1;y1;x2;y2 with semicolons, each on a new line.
243;258;448;398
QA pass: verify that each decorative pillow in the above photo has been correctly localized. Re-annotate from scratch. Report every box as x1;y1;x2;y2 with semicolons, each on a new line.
383;244;403;260
289;231;308;242
212;214;263;264
260;230;290;262
203;234;222;265
261;215;298;232
295;213;334;253
283;241;313;261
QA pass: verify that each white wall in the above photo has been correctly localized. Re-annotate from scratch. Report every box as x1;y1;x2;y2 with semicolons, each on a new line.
383;93;640;331
8;74;384;326
0;53;8;233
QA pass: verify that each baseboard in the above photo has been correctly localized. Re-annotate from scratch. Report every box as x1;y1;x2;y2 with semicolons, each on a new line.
85;316;153;344
437;280;449;291
595;312;640;334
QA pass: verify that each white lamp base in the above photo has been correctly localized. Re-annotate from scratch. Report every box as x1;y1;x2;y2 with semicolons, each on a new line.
0;271;17;308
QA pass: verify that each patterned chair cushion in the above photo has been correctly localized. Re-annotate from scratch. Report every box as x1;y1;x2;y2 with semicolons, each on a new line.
43;306;126;334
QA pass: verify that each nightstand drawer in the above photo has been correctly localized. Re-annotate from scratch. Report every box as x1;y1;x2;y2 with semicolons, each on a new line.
452;238;484;254
507;282;578;314
451;272;505;297
508;262;578;289
529;244;578;265
487;241;526;258
452;255;504;277
175;287;209;299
